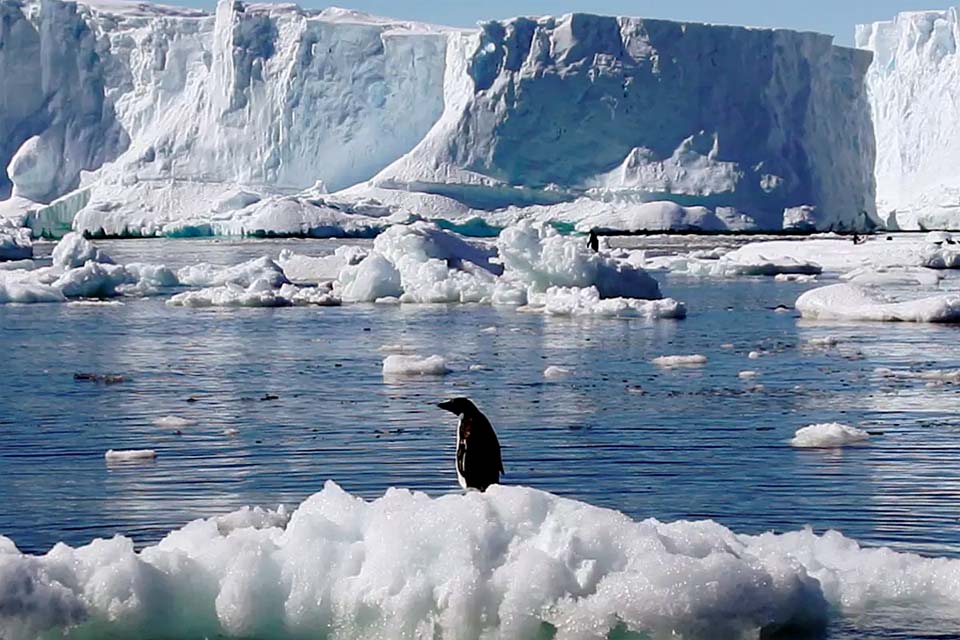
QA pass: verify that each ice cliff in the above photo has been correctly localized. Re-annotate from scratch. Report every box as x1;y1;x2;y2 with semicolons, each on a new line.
0;0;878;238
857;10;960;231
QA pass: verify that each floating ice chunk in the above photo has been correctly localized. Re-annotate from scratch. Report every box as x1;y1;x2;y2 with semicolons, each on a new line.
177;256;289;289
874;367;960;383
468;364;488;372
382;354;449;376
168;279;291;308
808;336;841;347
748;351;763;359
532;286;686;319
278;246;367;283
51;232;113;269
277;284;341;306
480;326;497;334
11;483;960;639
0;271;65;304
0;219;32;261
53;261;130;299
652;354;708;367
104;449;157;462
920;245;960;270
544;365;573;379
796;283;960;323
153;416;196;428
790;424;869;448
774;273;817;283
841;266;942;288
739;370;760;379
925;231;954;245
336;254;403;302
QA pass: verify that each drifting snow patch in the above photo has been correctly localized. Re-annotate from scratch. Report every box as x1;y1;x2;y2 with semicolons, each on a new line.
653;354;708;367
382;354;449;376
791;424;869;448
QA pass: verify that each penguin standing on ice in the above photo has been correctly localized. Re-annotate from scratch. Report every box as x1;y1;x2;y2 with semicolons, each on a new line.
437;398;503;492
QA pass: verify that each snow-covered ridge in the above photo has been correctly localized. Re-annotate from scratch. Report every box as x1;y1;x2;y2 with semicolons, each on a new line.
857;9;960;230
0;0;876;238
2;482;959;640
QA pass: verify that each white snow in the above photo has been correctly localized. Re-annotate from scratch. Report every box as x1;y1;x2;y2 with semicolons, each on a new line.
3;483;960;640
104;449;157;462
652;354;708;367
796;283;960;323
381;354;449;376
790;424;870;448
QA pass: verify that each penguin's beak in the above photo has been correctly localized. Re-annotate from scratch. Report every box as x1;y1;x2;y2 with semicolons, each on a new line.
437;399;457;414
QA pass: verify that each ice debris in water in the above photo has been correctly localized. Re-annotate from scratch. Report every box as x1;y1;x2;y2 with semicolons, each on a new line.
104;449;157;462
874;367;960;383
790;424;870;448
796;283;960;323
381;354;449;376
4;483;960;640
652;354;708;367
50;232;114;269
543;365;573;379
153;416;197;428
0;218;33;261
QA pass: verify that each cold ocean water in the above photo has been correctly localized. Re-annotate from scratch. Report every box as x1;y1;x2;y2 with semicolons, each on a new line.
3;237;960;639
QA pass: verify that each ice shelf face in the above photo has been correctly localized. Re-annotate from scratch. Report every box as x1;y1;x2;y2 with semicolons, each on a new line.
857;9;960;231
369;15;878;231
0;0;878;236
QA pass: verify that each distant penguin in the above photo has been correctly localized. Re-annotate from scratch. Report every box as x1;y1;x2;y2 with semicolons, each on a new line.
437;398;503;492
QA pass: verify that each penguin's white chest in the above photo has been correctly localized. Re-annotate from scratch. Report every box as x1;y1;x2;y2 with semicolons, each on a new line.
456;416;468;491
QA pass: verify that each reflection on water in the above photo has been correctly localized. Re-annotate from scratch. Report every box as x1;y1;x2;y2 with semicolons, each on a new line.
4;241;960;635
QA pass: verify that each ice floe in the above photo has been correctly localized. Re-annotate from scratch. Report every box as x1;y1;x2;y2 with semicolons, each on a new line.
3;483;960;640
652;354;708;367
0;218;32;261
790;424;870;448
796;284;960;323
104;449;157;462
381;354;449;376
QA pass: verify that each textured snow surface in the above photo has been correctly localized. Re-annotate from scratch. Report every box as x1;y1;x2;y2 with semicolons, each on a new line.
0;0;877;236
3;482;960;640
791;423;870;448
796;283;960;323
857;10;960;230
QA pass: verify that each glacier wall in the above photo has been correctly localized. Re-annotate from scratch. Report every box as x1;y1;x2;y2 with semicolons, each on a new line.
0;0;878;236
857;10;960;230
367;16;878;231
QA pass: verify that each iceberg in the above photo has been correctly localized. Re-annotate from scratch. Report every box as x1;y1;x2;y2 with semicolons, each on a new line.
3;482;960;640
0;0;877;237
857;10;960;230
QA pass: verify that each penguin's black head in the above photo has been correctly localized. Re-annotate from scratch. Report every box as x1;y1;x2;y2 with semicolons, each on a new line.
437;397;476;416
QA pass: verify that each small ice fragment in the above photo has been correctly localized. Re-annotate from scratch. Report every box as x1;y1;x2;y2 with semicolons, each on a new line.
720;343;735;349
480;326;497;334
105;449;157;462
544;366;573;379
748;351;762;360
378;344;407;353
739;370;759;379
790;423;869;448
652;355;707;367
469;364;487;372
153;416;196;428
223;428;240;436
382;354;449;376
808;336;840;347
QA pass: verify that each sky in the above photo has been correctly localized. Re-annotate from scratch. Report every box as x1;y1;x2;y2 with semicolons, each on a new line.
177;0;945;46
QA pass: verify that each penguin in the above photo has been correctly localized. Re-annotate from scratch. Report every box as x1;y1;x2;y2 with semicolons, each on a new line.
437;398;503;492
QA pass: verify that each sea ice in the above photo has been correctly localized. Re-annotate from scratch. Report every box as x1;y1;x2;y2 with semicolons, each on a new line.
791;424;869;448
4;483;960;640
381;354;449;376
543;366;573;379
796;284;960;323
652;354;708;367
104;449;158;462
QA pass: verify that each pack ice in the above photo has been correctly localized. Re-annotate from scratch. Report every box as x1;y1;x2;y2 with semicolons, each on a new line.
0;0;877;239
3;482;960;640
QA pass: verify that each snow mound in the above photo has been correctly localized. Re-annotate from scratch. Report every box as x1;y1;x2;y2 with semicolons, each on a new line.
382;354;449;376
653;354;708;367
7;483;960;639
796;283;960;323
791;424;869;448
